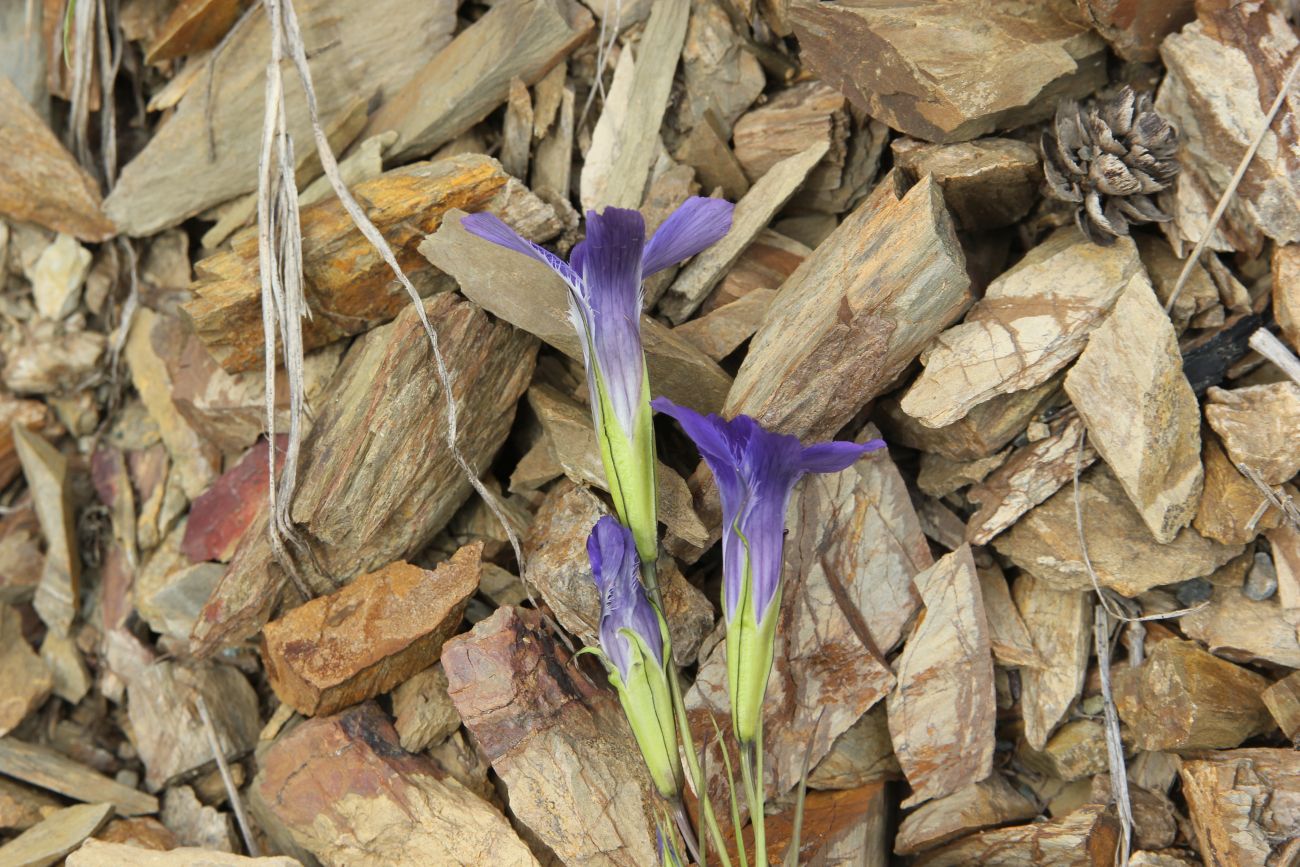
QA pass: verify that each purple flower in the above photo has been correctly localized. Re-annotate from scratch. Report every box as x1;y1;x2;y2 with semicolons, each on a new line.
653;398;884;742
464;199;733;563
588;515;665;678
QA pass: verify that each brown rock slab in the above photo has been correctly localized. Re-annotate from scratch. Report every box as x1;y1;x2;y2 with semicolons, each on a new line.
791;0;1105;143
0;802;113;867
1019;719;1109;782
1077;0;1195;62
1205;382;1300;486
733;81;847;189
1179;749;1300;866
729;171;971;441
95;816;177;851
902;227;1140;429
70;840;302;866
0;738;156;816
1180;582;1300;668
127;661;259;791
747;783;890;866
0;778;60;832
1262;670;1300;740
0;398;55;492
181;438;283;564
995;467;1242;597
256;702;536;866
0;604;50;737
808;703;901;790
1064;264;1203;542
12;425;79;636
186;155;556;375
1275;244;1300;350
160;786;232;852
145;0;246;64
977;565;1041;668
1138;234;1220;332
39;632;89;704
422;209;732;415
894;775;1040;856
914;803;1119;867
888;546;995;807
892;137;1040;230
191;293;536;656
1013;574;1092;750
673;0;764;136
263;545;480;717
1156;2;1300;252
0;76;114;241
105;0;455;235
521;479;713;665
1194;434;1283;545
1115;639;1274;752
392;664;460;753
2;322;105;397
443;606;657;865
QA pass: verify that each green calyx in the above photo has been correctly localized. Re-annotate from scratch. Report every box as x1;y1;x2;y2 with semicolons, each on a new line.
725;546;780;746
605;620;682;800
593;364;659;565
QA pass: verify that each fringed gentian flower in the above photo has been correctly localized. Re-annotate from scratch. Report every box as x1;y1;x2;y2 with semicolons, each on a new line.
653;399;885;745
584;515;682;800
463;199;733;564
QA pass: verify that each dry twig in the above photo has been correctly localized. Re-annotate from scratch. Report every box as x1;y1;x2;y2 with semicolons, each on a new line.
195;695;260;857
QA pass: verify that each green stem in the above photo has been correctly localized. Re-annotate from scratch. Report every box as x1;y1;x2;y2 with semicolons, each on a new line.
740;737;767;867
668;665;732;867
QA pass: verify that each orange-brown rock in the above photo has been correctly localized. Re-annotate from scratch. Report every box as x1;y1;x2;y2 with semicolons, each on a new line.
914;803;1120;867
262;545;481;716
1179;749;1300;866
145;0;244;64
1262;670;1300;741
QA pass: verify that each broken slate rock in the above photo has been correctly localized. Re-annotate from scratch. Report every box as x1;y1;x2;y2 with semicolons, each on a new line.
1205;382;1300;486
891;137;1041;230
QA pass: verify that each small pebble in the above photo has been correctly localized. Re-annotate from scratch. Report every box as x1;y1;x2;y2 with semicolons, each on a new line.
1244;550;1278;601
1173;577;1212;607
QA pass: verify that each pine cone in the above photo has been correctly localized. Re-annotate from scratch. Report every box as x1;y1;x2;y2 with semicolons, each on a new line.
1042;87;1179;245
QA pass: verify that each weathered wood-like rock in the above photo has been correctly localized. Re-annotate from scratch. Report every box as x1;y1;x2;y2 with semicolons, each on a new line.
366;0;592;163
443;606;658;866
0;605;51;736
729;172;971;440
263;545;480;716
1013;574;1091;750
1262;671;1300;740
522;480;713;664
1064;265;1203;542
392;664;460;753
977;565;1041;668
97;816;179;851
733;82;847;189
748;784;890;866
1194;434;1282;545
808;703;901;790
1179;749;1300;866
186;156;557;374
0;778;60;832
257;702;537;866
0;399;55;492
1205;382;1300;486
967;416;1095;546
182;438;283;564
673;1;764;136
892;138;1040;230
39;633;88;704
160;785;233;852
0;737;157;815
1275;244;1300;350
144;0;246;64
192;294;536;656
894;775;1039;856
105;0;456;235
13;425;79;636
1115;639;1274;751
902;227;1140;429
1138;234;1220;331
0;802;113;867
1020;719;1109;782
1180;582;1300;669
888;546;995;807
0;77;114;241
1077;0;1195;62
1156;1;1300;253
914;803;1119;867
421;209;732;414
70;840;302;866
126;661;260;791
691;440;922;801
791;0;1105;143
996;467;1242;597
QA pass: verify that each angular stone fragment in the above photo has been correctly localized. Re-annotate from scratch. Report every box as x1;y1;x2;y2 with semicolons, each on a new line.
1137;231;1220;332
0;802;113;867
257;702;537;866
367;0;592;163
0;738;157;816
263;546;480;717
181;439;283;563
31;233;91;321
160;786;233;852
977;566;1041;668
0;77;114;241
892;138;1040;230
808;703;900;790
888;546;995;807
3;325;105;396
186;155;556;374
878;377;1063;461
730;172;971;440
1014;575;1091;750
672;287;775;362
12;425;79;636
734;82;847;188
0;399;54;492
914;803;1119;867
1157;2;1300;252
392;665;460;753
751;784;890;866
1065;267;1203;542
1077;0;1195;62
1205;382;1300;486
105;0;455;235
39;633;89;704
1115;639;1274;751
0;605;51;736
0;778;60;832
1020;719;1109;782
522;480;713;665
145;0;247;63
1275;244;1300;351
673;1;764;136
422;210;732;415
791;0;1105;143
996;467;1242;597
894;775;1040;856
1180;582;1300;668
902;227;1141;428
443;606;657;866
1194;434;1282;545
70;840;302;866
192;294;536;656
1262;671;1300;740
1179;749;1300;866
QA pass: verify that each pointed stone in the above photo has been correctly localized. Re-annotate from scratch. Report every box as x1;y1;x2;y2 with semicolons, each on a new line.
0;605;51;735
1013;574;1091;750
894;775;1039;856
12;426;78;636
0;802;113;867
1205;382;1300;487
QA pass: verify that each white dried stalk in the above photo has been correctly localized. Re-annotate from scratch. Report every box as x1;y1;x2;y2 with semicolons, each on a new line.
66;0;97;168
1093;606;1133;867
94;0;119;183
195;695;260;858
578;0;622;128
1249;328;1300;388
